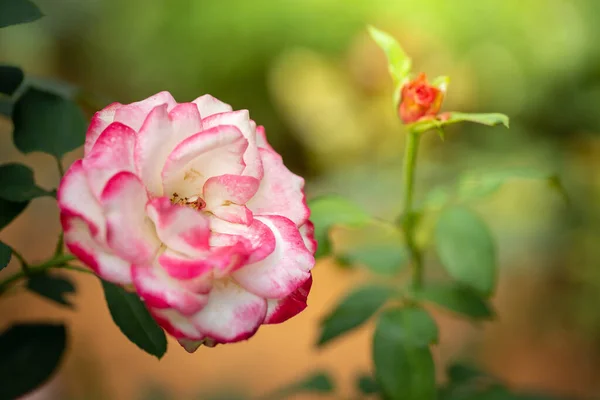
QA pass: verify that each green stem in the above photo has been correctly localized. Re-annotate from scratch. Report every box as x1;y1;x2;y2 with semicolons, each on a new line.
56;264;92;274
11;248;29;273
54;232;64;256
401;130;424;289
55;155;65;177
0;254;78;293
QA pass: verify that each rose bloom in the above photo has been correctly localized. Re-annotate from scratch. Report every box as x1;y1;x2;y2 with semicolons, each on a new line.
58;92;316;352
398;72;444;124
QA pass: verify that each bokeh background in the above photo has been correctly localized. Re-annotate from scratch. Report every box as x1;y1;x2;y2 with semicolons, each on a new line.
2;0;600;398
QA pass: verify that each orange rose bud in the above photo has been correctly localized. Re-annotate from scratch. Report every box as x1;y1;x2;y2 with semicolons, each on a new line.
398;72;444;124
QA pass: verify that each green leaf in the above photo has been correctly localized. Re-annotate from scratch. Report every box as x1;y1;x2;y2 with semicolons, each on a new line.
409;112;509;134
333;221;409;276
372;307;437;400
101;280;167;359
435;206;497;296
27;273;76;307
0;323;66;400
442;112;509;128
0;241;11;271
12;87;87;158
0;197;28;230
317;284;394;346
0;0;43;28
0;163;52;202
367;25;412;88
356;374;380;395
416;283;494;320
0;65;24;95
263;371;335;399
308;195;370;258
457;168;567;203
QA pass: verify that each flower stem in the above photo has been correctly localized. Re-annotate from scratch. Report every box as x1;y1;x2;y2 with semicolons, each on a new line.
54;232;64;256
55;155;65;178
0;254;78;293
11;247;29;273
401;130;424;289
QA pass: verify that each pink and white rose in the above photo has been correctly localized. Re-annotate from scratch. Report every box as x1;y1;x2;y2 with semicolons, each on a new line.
58;92;316;352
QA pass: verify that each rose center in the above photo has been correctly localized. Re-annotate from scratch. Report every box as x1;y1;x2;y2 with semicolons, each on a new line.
171;192;206;211
414;86;434;104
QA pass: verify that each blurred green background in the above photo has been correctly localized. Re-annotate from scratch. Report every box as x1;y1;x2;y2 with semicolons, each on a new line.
2;0;600;398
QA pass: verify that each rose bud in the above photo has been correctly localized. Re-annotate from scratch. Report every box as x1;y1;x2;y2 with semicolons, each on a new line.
398;72;444;124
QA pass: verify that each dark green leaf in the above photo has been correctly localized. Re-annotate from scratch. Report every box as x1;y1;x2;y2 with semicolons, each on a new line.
265;371;335;399
357;374;379;395
435;207;497;296
409;112;509;134
286;372;334;393
308;195;370;258
0;98;12;116
334;221;409;276
0;65;24;95
0;241;11;271
101;280;167;359
12;87;87;158
446;362;490;385
373;307;437;400
0;323;66;399
417;283;494;320
318;285;394;346
0;163;51;202
27;273;76;307
0;197;28;230
0;0;43;28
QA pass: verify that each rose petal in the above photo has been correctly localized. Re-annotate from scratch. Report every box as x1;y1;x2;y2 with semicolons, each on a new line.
232;215;314;298
62;215;131;284
157;249;214;280
146;197;210;257
299;220;317;254
134;102;204;196
210;217;275;264
150;309;205;343
202;110;263;179
193;94;233;118
101;172;160;264
82;122;137;199
202;174;260;225
203;174;260;206
246;148;309;226
255;125;274;151
264;273;312;324
158;244;247;281
132;264;208;316
161;125;248;198
58;160;105;239
189;280;267;343
84;102;121;156
169;102;203;136
114;91;177;132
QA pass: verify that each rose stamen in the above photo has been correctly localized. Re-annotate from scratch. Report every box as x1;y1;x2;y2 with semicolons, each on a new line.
171;192;206;210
